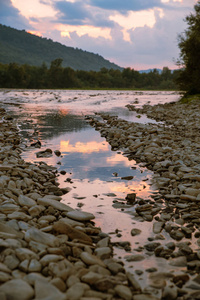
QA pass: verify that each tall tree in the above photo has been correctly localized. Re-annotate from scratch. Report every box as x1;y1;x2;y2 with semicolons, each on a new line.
177;1;200;94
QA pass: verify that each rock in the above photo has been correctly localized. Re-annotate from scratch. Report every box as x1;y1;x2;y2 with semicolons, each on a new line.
89;265;110;276
54;150;61;156
107;262;124;274
19;259;29;272
66;210;95;221
180;194;197;201
4;254;20;270
124;254;145;262
115;285;132;300
96;237;110;248
25;227;59;247
18;195;36;208
7;211;31;221
0;203;19;214
36;148;53;158
37;197;73;212
50;277;66;292
94;247;112;260
144;242;161;252
0;222;23;239
28;259;42;272
15;248;38;261
127;272;141;291
29;240;47;253
24;273;48;286
95;278;115;291
153;222;164;234
81;271;103;285
173;273;189;285
121;176;134;180
53;221;92;244
0;279;34;300
133;295;160;300
0;262;12;274
80;252;106;267
0;271;12;282
66;275;80;287
40;254;64;266
170;229;185;241
185;188;200;197
58;217;84;227
162;283;178;300
131;228;142;236
84;289;112;299
125;193;136;203
65;282;89;300
169;256;187;267
154;245;173;258
30;140;41;148
28;205;45;217
34;279;66;300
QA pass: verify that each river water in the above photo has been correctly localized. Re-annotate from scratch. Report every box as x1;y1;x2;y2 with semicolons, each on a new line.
0;89;181;287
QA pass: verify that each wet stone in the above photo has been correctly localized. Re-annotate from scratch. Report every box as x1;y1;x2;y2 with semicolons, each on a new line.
66;210;95;221
131;228;142;236
124;254;145;262
144;242;161;252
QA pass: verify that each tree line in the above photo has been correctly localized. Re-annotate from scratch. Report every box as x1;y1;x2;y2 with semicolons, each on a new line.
0;24;120;71
0;59;180;90
176;1;200;95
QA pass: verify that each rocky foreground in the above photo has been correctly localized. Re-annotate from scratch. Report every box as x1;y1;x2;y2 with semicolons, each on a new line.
0;108;146;300
85;98;200;300
1;98;200;300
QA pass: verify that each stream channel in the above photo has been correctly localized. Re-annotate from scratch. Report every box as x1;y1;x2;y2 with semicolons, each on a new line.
0;89;181;288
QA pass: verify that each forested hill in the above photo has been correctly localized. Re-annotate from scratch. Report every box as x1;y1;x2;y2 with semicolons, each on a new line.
0;24;122;71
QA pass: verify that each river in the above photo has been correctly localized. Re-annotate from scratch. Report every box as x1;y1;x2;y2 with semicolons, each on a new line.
0;89;181;287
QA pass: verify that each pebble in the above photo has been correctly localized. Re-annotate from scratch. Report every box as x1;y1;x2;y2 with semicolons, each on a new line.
114;284;132;300
80;252;106;267
66;210;95;221
131;228;142;236
37;197;73;212
34;279;66;300
53;221;93;244
25;227;59;247
0;279;34;300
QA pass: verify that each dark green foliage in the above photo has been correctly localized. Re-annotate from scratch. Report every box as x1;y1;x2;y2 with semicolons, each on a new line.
0;61;179;90
0;24;122;71
177;1;200;94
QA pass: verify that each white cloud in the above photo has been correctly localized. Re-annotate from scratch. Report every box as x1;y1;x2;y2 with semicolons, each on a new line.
57;24;112;39
11;0;56;18
109;8;163;42
3;0;198;69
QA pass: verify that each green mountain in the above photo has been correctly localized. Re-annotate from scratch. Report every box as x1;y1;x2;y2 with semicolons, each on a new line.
0;24;122;71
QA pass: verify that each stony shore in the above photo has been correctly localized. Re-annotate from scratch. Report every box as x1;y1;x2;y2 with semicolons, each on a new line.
85;98;200;300
1;97;200;300
0;108;143;300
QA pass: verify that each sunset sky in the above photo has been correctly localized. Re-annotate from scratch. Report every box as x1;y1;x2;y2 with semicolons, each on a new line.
0;0;197;70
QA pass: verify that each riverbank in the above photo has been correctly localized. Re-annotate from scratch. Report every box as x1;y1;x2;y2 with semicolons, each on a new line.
85;98;200;300
0;108;144;300
1;95;200;299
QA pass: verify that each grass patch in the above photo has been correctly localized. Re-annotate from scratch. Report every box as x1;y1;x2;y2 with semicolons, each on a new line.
179;93;200;104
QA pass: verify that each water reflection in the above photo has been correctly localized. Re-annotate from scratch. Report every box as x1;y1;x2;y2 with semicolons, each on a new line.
17;109;88;140
60;140;109;154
